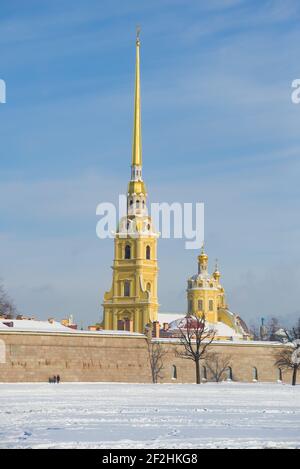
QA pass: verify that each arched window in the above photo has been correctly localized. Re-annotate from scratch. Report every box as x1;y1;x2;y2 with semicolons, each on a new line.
209;300;214;311
130;200;133;206
198;299;203;311
136;200;140;208
188;299;193;313
146;282;151;292
226;367;233;381
171;365;177;380
124;280;130;297
202;366;207;382
125;244;131;259
252;367;258;382
146;245;151;260
278;368;283;382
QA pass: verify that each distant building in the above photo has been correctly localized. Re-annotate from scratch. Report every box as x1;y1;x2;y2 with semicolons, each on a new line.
61;315;77;330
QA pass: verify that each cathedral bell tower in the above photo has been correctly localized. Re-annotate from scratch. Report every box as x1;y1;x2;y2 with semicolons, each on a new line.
102;30;159;333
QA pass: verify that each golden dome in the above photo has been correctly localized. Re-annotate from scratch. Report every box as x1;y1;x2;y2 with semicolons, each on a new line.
198;245;208;264
213;270;221;280
213;259;221;279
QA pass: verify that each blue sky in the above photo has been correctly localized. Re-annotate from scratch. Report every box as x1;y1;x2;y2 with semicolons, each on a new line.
0;0;300;327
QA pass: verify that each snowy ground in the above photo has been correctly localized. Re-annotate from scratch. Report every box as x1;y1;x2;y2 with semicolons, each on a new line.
0;382;299;449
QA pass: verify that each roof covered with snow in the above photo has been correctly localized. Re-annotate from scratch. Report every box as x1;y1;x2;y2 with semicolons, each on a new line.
0;319;144;337
159;312;244;338
0;319;75;333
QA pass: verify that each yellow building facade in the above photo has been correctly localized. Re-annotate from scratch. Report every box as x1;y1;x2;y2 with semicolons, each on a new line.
102;31;159;333
187;247;250;339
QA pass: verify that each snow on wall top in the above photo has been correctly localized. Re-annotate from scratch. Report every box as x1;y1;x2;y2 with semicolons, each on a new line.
0;319;144;337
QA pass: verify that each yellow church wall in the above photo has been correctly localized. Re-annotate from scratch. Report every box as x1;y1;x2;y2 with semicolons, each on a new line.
103;229;159;333
188;289;219;323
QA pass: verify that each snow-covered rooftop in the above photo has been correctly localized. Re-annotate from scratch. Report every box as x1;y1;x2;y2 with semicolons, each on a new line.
159;313;243;338
0;319;75;333
0;319;143;337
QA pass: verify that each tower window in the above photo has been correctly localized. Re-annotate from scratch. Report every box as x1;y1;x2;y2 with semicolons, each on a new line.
146;245;151;260
171;365;177;380
125;244;131;259
209;300;214;311
188;299;193;313
198;299;203;311
130;200;133;206
136;200;140;208
146;282;151;292
124;280;130;297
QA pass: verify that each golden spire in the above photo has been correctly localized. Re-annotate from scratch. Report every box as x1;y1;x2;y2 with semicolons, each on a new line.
132;26;142;167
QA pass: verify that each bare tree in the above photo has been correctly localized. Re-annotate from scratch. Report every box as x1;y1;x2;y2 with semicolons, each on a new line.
290;319;300;341
205;352;232;382
268;317;280;341
147;338;166;383
275;348;300;386
275;324;300;386
0;283;16;318
176;314;215;384
249;323;260;341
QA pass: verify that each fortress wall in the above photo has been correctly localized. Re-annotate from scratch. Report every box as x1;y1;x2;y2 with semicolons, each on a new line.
156;341;297;384
0;332;151;383
0;331;297;384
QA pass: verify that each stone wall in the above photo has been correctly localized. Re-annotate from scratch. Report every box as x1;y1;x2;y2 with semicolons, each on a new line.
0;331;151;383
0;331;297;385
155;340;296;384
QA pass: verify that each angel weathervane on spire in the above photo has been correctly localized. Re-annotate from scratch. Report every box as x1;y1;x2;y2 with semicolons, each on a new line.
136;25;141;45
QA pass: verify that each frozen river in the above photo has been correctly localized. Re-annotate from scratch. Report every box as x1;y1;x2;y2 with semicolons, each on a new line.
0;382;299;449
